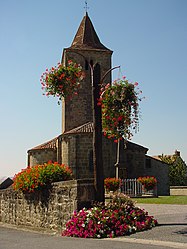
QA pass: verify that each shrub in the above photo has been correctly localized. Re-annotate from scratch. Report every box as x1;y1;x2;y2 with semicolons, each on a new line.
109;192;135;207
104;177;121;192
13;162;73;193
62;193;157;238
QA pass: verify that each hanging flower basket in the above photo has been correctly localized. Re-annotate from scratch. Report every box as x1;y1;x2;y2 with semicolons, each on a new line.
40;60;84;102
137;176;157;191
98;78;143;140
104;177;121;192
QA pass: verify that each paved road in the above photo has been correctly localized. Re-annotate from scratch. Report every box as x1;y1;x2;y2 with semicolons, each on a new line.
0;204;186;249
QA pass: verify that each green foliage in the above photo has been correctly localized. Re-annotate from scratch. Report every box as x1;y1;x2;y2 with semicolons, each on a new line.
13;162;73;193
159;154;187;186
108;192;135;207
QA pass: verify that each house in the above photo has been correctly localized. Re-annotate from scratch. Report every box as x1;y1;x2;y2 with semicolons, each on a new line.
27;12;169;196
0;177;13;189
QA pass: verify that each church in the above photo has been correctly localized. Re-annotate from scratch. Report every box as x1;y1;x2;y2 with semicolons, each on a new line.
27;12;169;196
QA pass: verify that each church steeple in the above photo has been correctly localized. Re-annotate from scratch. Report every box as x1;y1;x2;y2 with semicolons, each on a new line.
70;12;111;51
62;13;112;133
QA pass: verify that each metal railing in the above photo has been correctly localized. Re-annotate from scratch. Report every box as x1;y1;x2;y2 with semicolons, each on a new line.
120;178;158;197
121;178;142;197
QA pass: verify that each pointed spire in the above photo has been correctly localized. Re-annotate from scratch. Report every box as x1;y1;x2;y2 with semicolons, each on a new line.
70;12;110;51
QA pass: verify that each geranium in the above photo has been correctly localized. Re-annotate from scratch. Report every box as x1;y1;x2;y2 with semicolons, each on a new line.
62;193;158;238
99;78;143;140
104;177;121;192
13;161;73;193
137;176;157;191
40;60;84;103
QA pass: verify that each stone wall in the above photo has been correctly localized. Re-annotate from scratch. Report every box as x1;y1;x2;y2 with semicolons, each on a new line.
170;186;187;196
61;133;117;179
0;179;94;234
28;149;57;167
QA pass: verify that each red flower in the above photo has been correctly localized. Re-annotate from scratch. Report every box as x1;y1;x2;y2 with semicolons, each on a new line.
117;116;123;121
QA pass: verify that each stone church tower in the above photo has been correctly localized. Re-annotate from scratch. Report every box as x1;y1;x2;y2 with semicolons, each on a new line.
27;12;170;197
61;12;113;133
27;12;149;180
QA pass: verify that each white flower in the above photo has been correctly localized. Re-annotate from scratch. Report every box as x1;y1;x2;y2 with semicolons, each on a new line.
97;234;101;238
132;226;137;231
82;223;85;227
86;218;90;223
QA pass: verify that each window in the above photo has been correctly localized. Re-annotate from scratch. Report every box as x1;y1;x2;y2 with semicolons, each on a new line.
89;150;93;172
146;158;151;169
85;60;89;70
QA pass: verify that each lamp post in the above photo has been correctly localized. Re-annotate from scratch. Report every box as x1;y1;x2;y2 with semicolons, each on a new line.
64;49;119;202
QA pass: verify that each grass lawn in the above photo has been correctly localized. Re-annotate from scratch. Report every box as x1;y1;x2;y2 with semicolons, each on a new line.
132;196;187;205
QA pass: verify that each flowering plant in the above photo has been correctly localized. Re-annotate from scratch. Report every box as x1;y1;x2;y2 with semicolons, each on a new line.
98;78;143;140
137;176;157;191
104;177;121;192
13;161;73;193
40;60;84;102
62;193;158;238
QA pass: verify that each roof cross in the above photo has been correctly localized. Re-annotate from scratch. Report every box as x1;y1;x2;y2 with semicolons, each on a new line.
84;1;89;13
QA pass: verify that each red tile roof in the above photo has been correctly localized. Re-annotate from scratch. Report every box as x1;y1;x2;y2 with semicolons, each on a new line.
28;136;58;151
64;122;93;134
28;123;93;151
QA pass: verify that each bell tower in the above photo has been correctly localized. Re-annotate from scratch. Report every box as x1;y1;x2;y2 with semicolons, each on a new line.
61;12;113;133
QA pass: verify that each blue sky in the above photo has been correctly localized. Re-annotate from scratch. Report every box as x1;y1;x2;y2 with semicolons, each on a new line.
0;0;187;177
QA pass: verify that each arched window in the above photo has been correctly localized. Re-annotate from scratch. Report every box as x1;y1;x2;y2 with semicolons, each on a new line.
85;60;89;70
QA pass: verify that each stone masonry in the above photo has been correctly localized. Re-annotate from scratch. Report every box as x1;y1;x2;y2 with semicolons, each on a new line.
0;179;95;234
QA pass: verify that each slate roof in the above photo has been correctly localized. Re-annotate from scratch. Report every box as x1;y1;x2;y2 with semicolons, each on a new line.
70;12;111;51
0;177;13;189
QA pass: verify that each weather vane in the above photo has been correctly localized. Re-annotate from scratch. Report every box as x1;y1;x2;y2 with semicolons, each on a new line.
84;1;89;12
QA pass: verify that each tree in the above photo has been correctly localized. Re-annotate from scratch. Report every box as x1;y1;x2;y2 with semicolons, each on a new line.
159;153;187;186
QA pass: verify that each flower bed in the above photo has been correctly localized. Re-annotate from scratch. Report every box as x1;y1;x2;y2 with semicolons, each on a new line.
13;162;73;193
62;193;158;238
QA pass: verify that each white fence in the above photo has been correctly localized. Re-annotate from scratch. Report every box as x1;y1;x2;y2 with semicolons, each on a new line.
120;179;157;197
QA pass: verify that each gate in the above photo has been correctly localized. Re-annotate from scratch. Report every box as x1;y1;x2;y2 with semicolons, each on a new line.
121;178;142;197
120;178;157;197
